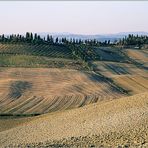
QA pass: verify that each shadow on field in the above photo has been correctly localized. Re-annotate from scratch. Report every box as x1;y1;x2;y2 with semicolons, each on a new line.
8;81;32;100
87;73;106;83
108;84;131;95
105;64;131;75
88;72;130;95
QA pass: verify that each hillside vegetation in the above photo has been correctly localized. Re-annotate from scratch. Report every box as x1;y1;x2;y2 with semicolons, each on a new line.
0;43;87;70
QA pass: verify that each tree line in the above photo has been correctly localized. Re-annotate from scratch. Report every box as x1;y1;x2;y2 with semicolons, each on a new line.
118;34;148;47
0;32;111;46
0;32;148;47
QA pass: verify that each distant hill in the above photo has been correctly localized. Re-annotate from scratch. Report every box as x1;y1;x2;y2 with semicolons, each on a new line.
38;31;148;42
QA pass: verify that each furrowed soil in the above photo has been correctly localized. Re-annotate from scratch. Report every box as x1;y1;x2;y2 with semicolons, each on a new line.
0;68;125;115
0;93;148;147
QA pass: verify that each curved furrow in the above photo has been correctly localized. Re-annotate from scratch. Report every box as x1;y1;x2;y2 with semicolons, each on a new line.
69;94;86;109
0;95;36;113
43;96;64;113
24;97;52;114
50;96;72;112
58;95;83;111
1;96;32;113
0;68;128;114
0;95;18;112
13;97;43;114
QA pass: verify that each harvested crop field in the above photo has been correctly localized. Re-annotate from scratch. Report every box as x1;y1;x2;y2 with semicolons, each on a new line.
0;67;124;115
93;61;148;77
93;61;148;95
0;93;148;147
125;49;148;64
112;75;148;95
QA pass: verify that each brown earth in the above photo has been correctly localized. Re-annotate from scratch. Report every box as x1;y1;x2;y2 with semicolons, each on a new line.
0;93;148;147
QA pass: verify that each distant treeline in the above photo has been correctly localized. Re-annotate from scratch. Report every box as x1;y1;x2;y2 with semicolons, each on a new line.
0;32;148;47
118;34;148;47
0;32;111;46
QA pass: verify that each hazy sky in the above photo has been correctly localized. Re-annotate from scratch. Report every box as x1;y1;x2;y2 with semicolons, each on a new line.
0;1;148;35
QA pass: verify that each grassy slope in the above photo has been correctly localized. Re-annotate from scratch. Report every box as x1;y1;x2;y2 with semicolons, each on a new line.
0;43;73;58
0;43;87;70
0;93;148;147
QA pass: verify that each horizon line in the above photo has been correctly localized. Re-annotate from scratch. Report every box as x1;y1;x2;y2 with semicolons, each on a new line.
0;31;148;36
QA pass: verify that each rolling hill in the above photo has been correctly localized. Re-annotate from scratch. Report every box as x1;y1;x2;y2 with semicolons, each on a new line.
0;68;125;115
0;42;147;147
0;93;148;147
0;43;147;115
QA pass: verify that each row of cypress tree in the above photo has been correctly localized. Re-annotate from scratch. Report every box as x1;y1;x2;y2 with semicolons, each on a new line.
0;32;111;46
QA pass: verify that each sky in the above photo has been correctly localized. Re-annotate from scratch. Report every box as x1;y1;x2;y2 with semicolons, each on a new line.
0;1;148;35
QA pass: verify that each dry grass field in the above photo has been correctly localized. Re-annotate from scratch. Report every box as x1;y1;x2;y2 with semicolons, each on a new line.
92;48;148;96
125;49;148;64
0;68;124;115
93;61;148;95
93;61;147;77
